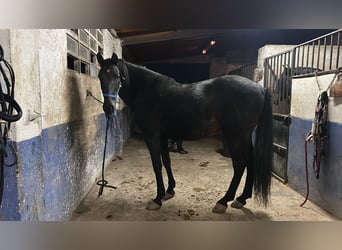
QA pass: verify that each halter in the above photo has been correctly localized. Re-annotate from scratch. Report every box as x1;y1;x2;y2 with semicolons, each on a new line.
103;93;119;100
102;85;121;117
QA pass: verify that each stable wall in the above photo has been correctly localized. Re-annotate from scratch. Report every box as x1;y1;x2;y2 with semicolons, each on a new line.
0;29;130;220
288;74;342;219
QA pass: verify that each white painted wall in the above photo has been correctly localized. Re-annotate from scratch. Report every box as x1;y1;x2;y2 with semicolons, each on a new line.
8;29;122;140
291;74;342;122
9;30;42;141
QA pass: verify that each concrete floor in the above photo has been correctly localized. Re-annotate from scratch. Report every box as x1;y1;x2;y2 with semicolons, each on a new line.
71;136;337;221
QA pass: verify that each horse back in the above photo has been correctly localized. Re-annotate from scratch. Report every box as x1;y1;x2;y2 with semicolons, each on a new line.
156;75;265;140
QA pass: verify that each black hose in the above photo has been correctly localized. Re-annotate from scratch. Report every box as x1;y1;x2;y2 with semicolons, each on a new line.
0;94;22;122
0;44;22;206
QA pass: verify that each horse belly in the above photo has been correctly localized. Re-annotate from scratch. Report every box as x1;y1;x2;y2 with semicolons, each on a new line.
165;115;220;140
198;116;221;138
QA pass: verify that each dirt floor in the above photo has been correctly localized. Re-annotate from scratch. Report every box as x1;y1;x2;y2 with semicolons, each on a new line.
71;136;337;221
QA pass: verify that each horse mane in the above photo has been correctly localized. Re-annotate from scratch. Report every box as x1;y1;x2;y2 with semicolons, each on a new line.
125;61;179;86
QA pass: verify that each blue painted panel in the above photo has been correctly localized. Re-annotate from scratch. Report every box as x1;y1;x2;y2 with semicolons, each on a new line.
288;117;342;219
0;137;44;221
17;136;44;221
41;113;111;220
0;110;129;221
0;142;20;221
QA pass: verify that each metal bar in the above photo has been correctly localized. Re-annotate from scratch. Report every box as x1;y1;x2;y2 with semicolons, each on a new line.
311;41;315;69
266;60;269;89
301;45;305;69
273;112;291;125
286;51;292;111
317;39;321;69
268;59;272;91
283;52;288;103
329;34;334;70
272;56;276;93
268;59;272;90
291;48;299;69
336;31;341;68
272;56;277;111
273;142;287;158
276;55;281;111
306;44;310;69
280;53;283;105
272;172;288;184
264;60;268;89
273;142;287;151
323;37;327;70
281;53;285;114
268;58;272;91
291;48;296;73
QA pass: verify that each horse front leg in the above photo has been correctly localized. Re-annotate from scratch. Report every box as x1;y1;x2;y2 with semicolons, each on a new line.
160;136;176;200
144;135;166;210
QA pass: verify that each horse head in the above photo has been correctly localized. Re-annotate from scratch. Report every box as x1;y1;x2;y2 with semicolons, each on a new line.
97;52;124;117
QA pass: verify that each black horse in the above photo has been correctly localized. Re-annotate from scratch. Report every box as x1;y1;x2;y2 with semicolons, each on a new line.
97;52;273;214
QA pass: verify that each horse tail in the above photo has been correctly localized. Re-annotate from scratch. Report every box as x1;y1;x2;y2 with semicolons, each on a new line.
253;88;273;206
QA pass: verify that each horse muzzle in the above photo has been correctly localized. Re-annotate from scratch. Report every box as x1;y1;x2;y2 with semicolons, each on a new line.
103;98;116;117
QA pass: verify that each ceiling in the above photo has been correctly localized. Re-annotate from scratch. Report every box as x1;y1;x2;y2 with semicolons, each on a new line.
116;29;335;65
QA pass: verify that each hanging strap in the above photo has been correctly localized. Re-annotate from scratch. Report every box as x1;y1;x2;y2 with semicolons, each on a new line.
301;90;329;206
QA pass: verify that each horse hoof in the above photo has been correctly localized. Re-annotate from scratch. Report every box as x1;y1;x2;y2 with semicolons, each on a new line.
231;199;246;209
212;203;227;214
162;192;175;201
145;200;161;210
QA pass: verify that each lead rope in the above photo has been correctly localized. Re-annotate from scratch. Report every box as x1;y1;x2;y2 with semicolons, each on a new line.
96;115;117;196
300;73;336;207
95;92;121;197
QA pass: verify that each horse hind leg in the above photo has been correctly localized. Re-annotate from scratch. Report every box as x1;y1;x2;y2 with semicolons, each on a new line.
212;139;249;214
144;135;165;210
231;141;254;209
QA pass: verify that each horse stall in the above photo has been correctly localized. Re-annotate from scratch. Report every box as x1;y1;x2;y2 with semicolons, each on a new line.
68;32;337;222
0;29;130;220
3;29;339;221
259;29;342;220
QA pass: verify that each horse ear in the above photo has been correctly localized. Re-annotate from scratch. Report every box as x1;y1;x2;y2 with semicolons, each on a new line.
111;53;119;64
97;53;104;67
